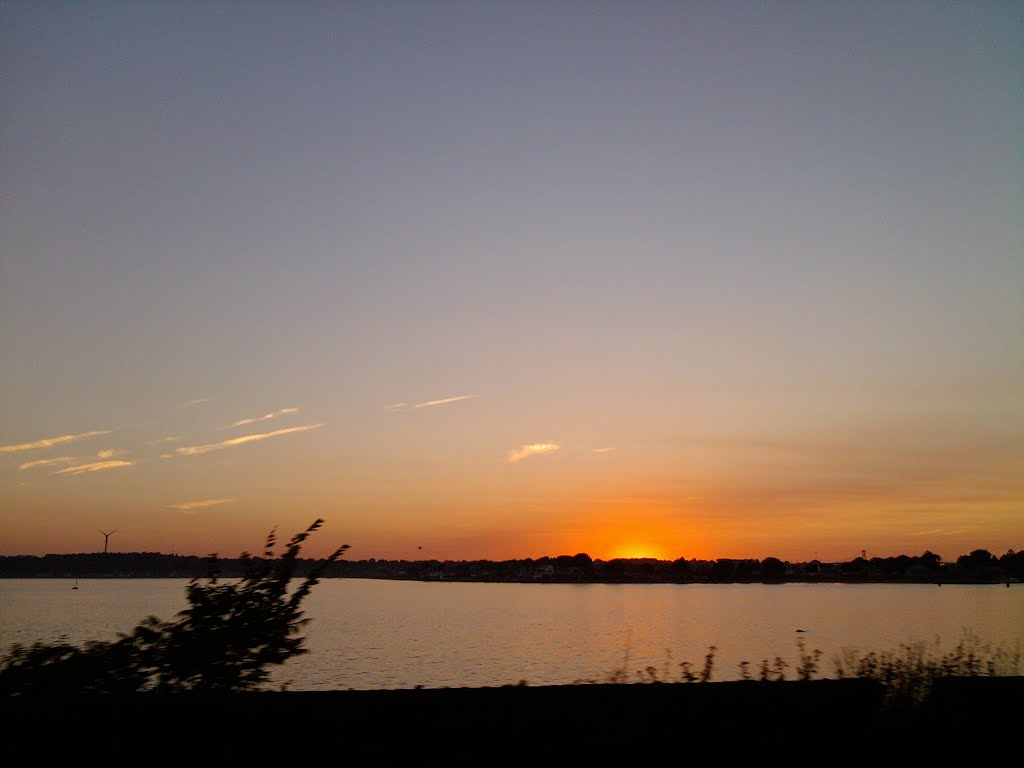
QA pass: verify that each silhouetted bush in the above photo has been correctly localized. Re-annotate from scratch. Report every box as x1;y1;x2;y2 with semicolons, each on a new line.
0;520;348;694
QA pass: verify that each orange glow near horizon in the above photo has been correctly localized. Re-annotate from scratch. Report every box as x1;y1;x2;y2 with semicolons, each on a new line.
607;543;670;561
552;502;712;562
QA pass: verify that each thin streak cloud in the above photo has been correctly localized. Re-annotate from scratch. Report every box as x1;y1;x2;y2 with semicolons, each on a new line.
507;443;560;463
169;498;235;512
176;423;324;456
18;456;77;471
229;407;299;428
592;447;616;453
148;435;182;445
0;430;112;453
180;397;214;408
414;395;477;409
911;527;979;537
55;460;135;476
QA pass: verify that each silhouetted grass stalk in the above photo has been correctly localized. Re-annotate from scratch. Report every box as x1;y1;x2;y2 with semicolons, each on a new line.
831;628;1021;708
593;628;1019;707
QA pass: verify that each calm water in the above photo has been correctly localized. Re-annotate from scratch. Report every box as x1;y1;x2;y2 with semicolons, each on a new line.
1;579;1021;690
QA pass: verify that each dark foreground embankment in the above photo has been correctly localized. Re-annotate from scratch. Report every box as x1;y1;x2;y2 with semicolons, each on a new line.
3;677;1019;762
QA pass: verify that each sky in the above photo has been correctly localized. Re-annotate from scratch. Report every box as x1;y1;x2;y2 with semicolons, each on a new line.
1;1;1021;562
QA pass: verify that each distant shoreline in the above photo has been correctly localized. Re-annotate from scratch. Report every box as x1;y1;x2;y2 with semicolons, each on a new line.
4;548;1019;585
1;573;1017;586
2;548;1019;584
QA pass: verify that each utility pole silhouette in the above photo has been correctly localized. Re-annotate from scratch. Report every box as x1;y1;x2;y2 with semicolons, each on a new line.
99;529;117;554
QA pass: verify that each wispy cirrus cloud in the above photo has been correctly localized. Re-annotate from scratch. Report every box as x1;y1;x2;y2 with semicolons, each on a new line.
180;397;214;408
148;435;182;445
169;498;235;512
414;395;477;409
228;407;299;429
507;443;560;463
19;456;77;471
389;395;478;413
176;423;324;456
96;448;129;459
592;447;616;453
1;430;111;454
55;459;135;476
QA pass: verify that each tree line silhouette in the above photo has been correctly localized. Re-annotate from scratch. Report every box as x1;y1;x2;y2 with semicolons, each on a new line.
2;547;1019;583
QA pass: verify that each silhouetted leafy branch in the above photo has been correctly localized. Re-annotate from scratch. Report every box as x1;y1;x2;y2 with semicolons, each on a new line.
0;520;348;694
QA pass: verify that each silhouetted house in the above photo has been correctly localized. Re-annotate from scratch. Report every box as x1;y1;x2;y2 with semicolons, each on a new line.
688;560;714;580
865;563;886;580
905;564;932;580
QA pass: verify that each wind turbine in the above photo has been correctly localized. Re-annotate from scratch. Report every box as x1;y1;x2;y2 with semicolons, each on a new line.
99;529;117;553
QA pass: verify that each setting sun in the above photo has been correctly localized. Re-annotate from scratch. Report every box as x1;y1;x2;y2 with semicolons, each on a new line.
608;544;669;561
